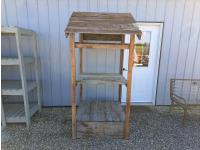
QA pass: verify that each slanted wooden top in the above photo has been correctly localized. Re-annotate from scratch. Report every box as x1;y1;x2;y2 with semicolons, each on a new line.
1;26;34;35
65;12;141;37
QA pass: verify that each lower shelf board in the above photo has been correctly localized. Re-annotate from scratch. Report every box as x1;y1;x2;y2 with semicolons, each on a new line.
77;101;125;138
3;103;39;123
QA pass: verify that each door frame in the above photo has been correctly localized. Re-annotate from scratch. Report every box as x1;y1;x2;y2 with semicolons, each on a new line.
122;22;164;106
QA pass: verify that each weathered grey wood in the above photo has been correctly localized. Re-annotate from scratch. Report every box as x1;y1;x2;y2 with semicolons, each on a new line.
82;34;123;42
75;42;129;49
67;12;139;139
77;73;127;85
78;101;90;121
65;12;141;37
1;26;34;36
119;35;125;103
77;101;125;138
1;100;6;129
79;33;83;102
77;101;125;122
1;57;34;65
32;32;41;111
15;30;31;126
3;103;38;123
1;80;37;95
77;122;124;138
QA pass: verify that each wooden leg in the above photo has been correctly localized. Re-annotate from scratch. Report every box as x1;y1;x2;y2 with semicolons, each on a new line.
182;108;187;126
1;100;6;129
79;33;83;102
16;31;31;127
32;33;42;112
70;33;77;139
124;34;135;139
118;35;125;103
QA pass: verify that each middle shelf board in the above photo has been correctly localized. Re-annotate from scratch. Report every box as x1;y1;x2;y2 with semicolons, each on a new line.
77;73;127;85
1;57;34;66
1;80;37;95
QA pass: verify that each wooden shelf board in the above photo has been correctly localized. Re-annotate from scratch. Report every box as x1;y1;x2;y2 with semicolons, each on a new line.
77;73;127;85
77;101;125;138
1;57;34;65
3;103;39;123
1;26;34;35
1;80;37;95
77;101;125;122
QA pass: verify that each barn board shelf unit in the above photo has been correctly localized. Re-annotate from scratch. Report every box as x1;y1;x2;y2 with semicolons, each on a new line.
65;12;141;139
1;27;41;128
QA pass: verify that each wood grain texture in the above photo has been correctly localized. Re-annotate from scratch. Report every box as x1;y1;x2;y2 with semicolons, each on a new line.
77;101;125;138
70;33;76;139
124;34;135;139
119;35;125;103
79;33;83;102
65;12;141;36
77;101;125;122
75;42;129;49
82;34;123;42
77;73;127;85
77;122;124;138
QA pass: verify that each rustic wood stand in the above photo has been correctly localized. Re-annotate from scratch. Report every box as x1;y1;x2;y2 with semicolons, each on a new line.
65;12;141;139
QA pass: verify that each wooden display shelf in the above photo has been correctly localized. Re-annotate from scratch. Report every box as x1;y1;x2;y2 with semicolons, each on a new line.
1;26;41;127
3;103;38;123
77;101;125;138
77;73;127;85
65;12;141;139
1;80;37;95
1;57;34;66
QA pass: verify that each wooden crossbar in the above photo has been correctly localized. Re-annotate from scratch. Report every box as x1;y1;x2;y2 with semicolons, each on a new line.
75;42;129;49
82;34;123;42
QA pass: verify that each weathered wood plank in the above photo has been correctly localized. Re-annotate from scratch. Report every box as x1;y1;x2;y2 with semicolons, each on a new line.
65;12;141;36
77;73;127;85
77;101;125;122
75;42;129;49
77;122;124;138
79;33;83;102
82;34;123;42
119;35;125;103
124;34;135;139
70;32;76;139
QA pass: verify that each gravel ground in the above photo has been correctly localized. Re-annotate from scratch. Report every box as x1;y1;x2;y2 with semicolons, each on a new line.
2;106;200;150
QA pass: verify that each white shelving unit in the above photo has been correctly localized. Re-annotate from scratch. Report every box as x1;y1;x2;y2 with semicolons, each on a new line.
1;26;41;127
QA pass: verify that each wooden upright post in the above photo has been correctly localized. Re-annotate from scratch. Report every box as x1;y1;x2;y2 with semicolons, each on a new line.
118;35;125;103
79;33;83;102
124;34;135;139
16;30;31;127
70;33;77;139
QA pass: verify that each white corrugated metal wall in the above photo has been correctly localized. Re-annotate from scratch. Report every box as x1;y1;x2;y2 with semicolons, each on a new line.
1;0;200;106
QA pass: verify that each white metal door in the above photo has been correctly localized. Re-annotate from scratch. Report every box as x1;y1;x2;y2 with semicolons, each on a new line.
122;23;163;105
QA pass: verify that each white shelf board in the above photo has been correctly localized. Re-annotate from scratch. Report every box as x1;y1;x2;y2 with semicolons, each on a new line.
77;73;127;85
3;103;39;123
1;57;34;66
1;80;37;95
1;26;34;35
